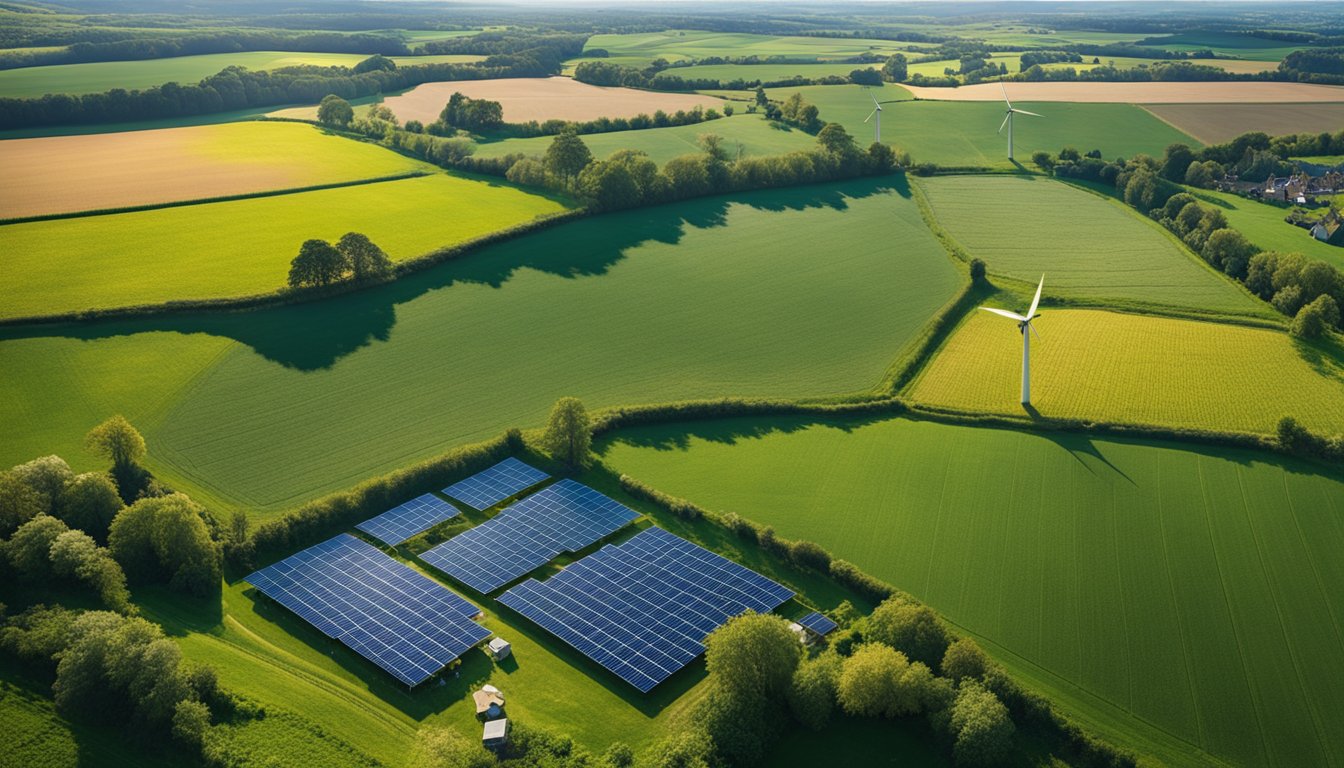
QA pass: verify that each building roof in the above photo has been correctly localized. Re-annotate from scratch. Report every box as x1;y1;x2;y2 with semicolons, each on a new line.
483;719;509;740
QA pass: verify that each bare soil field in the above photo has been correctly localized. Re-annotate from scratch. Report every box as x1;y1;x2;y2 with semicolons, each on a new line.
1142;103;1344;144
902;81;1344;103
378;76;725;124
0;121;430;219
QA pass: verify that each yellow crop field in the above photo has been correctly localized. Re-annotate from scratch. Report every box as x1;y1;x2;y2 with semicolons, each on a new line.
0;121;433;219
907;309;1344;435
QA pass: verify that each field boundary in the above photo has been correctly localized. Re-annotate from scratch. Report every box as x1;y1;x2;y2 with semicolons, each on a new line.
0;170;432;227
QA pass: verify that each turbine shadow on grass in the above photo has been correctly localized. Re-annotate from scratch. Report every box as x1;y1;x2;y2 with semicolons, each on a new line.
1;177;902;371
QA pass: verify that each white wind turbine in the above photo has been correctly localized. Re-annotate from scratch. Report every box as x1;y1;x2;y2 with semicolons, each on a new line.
997;81;1041;161
980;275;1044;405
864;91;883;144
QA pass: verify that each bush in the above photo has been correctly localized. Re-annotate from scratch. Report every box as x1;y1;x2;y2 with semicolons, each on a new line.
788;539;831;572
941;637;990;684
171;699;210;746
788;651;843;729
950;681;1015;767
0;470;45;537
865;594;951;667
836;643;928;718
1291;294;1341;338
6;513;68;576
410;725;495;768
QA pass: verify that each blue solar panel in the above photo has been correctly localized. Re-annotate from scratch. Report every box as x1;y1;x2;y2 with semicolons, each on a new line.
443;457;549;511
497;527;794;693
797;611;838;637
421;479;638;594
245;534;490;686
356;493;461;546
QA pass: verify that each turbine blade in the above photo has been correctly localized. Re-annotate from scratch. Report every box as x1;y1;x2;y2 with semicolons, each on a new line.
865;109;876;123
871;92;881;108
1028;275;1044;318
998;112;1011;134
980;307;1029;322
1000;80;1011;109
1013;109;1043;117
1029;322;1041;341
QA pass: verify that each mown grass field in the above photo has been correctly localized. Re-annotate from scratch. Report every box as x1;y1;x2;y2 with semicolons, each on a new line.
766;91;1197;169
0;173;571;319
0;51;485;97
472;113;816;164
1134;32;1304;62
653;61;881;84
908;308;1344;434
581;30;915;67
915;175;1266;315
1190;187;1344;269
0;121;433;219
597;414;1344;768
1142;103;1344;144
0;178;961;514
906;53;1021;78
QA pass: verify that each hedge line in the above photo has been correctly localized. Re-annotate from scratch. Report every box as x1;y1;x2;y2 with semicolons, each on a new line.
0;170;429;227
243;430;522;569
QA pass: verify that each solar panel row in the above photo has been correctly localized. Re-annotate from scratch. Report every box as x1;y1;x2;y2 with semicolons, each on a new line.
245;534;490;687
442;457;549;511
421;479;638;594
497;527;794;693
356;493;461;546
796;611;839;637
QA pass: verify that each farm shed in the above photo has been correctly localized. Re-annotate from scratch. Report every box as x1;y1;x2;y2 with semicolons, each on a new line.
483;718;510;750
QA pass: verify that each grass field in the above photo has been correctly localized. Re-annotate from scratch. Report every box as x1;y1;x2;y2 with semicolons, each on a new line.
766;89;1197;169
653;61;880;84
581;30;914;66
0;51;486;98
908;308;1344;434
915;175;1266;315
0;121;433;219
0;173;570;319
379;76;725;125
902;81;1344;103
597;414;1344;768
1190;187;1344;269
0;178;961;513
1142;102;1344;145
906;53;1021;79
472;113;817;164
1134;32;1305;62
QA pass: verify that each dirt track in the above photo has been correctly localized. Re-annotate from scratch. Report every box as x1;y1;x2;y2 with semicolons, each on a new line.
379;76;725;124
902;81;1344;103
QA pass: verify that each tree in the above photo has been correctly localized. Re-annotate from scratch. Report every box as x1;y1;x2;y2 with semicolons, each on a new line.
754;86;768;108
867;141;897;173
336;232;393;281
704;612;802;701
56;472;123;542
579;159;639;210
409;725;494;768
0;470;45;537
1031;150;1054;171
6;513;68;577
1201;228;1257;278
969;258;987;284
172;699;210;746
816;122;857;156
697;132;730;162
601;742;635;768
882;53;909;82
1292;294;1341;338
836;643;928;718
540;397;592;468
109;494;221;597
48;529;132;613
544;130;592;185
317;94;354;127
1159;143;1197;182
85;417;146;473
942;637;991;683
788;651;842;729
11;455;73;510
288;238;349;288
849;68;883;86
950;681;1015;767
353;54;396;74
865;595;950;667
662;154;714;197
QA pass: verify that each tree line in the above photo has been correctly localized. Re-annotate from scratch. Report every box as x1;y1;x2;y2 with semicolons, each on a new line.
0;31;412;71
0;32;583;130
1035;141;1344;338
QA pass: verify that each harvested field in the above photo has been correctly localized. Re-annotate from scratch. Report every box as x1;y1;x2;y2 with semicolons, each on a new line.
1143;102;1344;144
902;81;1344;103
379;76;724;125
0;121;432;219
907;308;1344;435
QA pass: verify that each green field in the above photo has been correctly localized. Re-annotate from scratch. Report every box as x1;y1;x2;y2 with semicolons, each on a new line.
581;30;914;68
766;87;1198;169
0;173;570;319
598;414;1344;768
473;113;817;164
908;308;1344;434
653;62;879;84
0;178;962;514
0;51;482;97
1134;32;1303;62
1191;187;1344;269
916;175;1266;315
907;53;1021;78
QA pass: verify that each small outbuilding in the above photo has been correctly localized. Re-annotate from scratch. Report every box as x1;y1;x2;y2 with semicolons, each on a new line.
473;685;505;720
487;637;512;661
482;718;510;751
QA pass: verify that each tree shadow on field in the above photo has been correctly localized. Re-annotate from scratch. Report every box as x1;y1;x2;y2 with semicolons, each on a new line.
1;177;902;371
1291;334;1344;385
594;411;900;454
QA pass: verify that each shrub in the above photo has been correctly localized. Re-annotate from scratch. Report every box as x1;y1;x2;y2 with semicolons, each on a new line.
865;594;951;667
1291;294;1340;338
410;725;496;768
6;514;68;576
788;539;831;572
0;470;45;537
836;643;925;718
950;681;1015;767
788;651;843;729
941;637;990;684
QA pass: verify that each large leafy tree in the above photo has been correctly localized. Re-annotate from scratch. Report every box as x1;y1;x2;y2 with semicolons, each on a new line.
540;397;592;468
337;232;393;281
545;130;593;185
56;472;124;542
0;470;45;537
85;417;145;472
317;94;354;127
703;612;801;701
288;239;350;288
109;494;220;597
865;594;951;667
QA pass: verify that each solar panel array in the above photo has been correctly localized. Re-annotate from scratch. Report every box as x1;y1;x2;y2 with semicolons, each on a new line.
797;611;839;637
356;493;461;545
245;534;490;687
443;457;549;511
497;526;795;693
421;479;638;594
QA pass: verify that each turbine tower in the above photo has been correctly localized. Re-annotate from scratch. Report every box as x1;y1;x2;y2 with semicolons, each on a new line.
980;275;1044;405
864;91;882;144
997;82;1042;161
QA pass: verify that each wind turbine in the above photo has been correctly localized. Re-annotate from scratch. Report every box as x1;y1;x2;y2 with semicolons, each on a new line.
864;91;882;144
997;82;1041;161
980;275;1044;405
